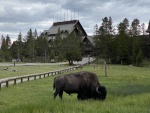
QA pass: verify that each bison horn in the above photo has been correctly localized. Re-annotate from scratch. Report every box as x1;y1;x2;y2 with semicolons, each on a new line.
96;87;101;94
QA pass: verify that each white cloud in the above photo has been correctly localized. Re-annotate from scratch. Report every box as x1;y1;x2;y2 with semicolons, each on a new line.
0;0;150;41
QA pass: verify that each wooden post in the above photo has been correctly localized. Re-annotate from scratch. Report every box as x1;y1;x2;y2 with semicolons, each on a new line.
28;77;30;81
34;76;36;80
14;79;16;85
0;84;1;90
6;81;9;88
14;61;16;66
21;78;23;83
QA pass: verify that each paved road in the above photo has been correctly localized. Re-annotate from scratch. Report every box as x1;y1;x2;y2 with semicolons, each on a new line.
0;62;67;67
73;57;95;65
0;57;95;66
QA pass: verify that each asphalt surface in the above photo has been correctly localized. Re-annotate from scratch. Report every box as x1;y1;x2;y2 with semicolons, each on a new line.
0;57;95;66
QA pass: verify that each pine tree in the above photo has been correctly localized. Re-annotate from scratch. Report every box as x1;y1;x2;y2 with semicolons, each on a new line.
1;35;12;61
0;35;6;61
131;19;142;65
1;35;7;51
116;19;130;64
35;34;49;62
62;32;82;65
17;32;23;60
6;35;11;49
25;29;35;62
94;17;114;62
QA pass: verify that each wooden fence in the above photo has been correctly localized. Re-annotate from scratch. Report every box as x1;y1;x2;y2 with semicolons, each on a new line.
0;63;88;90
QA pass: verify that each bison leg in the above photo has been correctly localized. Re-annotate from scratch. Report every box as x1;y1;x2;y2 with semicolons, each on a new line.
77;94;81;100
54;91;59;100
59;90;63;99
54;90;63;100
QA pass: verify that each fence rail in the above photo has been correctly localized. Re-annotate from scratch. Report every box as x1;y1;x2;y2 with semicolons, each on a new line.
0;63;89;90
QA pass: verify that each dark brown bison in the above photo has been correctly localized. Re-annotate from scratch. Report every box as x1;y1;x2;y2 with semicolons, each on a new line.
53;71;107;100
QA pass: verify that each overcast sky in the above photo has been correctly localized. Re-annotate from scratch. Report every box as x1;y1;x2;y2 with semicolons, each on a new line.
0;0;150;42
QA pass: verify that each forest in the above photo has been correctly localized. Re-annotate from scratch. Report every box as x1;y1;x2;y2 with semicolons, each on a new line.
0;17;150;66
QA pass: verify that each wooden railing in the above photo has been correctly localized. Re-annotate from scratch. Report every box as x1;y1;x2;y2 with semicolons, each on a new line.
0;63;89;90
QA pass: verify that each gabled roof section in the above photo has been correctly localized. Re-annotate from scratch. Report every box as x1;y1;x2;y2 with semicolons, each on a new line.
82;35;94;46
43;20;87;36
146;20;150;33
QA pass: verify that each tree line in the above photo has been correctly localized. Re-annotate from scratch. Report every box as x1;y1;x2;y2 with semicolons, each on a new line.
0;17;150;66
0;28;82;65
94;17;149;66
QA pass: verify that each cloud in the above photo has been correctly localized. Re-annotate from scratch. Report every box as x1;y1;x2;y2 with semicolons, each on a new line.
0;0;150;41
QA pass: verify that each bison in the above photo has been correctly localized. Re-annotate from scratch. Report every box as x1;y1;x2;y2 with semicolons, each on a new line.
53;71;107;100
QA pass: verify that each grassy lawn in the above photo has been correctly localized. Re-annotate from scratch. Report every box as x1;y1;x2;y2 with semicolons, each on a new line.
0;64;150;113
0;64;70;79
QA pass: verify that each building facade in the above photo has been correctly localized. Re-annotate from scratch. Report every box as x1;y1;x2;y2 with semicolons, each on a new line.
42;20;94;56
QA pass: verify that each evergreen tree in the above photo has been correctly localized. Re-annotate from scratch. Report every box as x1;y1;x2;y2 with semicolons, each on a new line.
10;32;23;60
35;34;49;62
10;41;19;59
131;19;142;65
131;19;141;36
1;35;12;61
0;35;6;61
116;20;130;64
62;32;82;65
6;35;11;49
17;32;23;60
25;29;35;62
94;17;114;63
1;35;7;51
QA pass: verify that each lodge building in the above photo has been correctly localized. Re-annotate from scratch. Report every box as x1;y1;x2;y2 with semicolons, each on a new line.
42;20;95;56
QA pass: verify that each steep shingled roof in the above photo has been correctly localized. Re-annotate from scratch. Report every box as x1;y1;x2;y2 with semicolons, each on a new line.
43;20;87;36
82;36;94;46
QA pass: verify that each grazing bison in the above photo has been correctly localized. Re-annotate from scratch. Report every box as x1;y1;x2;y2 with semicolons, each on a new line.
53;71;107;100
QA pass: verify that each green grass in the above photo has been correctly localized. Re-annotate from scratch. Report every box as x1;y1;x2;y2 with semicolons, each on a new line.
0;64;70;79
0;64;150;113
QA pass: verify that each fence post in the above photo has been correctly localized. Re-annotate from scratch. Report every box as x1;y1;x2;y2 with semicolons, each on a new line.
6;81;9;87
0;84;1;90
34;76;36;80
14;79;16;85
21;78;23;83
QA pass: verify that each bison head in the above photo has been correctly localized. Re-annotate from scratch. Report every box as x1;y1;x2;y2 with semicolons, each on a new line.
95;86;107;100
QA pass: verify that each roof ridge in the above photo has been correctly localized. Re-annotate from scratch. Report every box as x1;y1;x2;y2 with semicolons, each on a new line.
53;20;78;26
